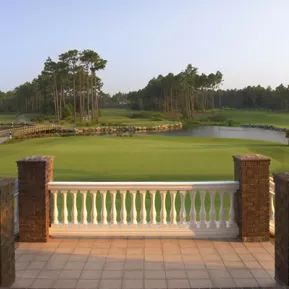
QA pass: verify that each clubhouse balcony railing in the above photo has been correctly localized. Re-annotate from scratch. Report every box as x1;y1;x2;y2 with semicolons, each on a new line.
269;177;275;236
48;181;239;238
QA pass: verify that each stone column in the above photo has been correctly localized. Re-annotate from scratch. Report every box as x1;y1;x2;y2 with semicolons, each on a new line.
233;154;271;242
274;173;289;285
17;156;54;242
0;178;15;287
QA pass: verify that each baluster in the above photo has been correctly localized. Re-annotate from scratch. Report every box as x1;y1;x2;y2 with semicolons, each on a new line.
208;191;216;228
52;191;59;225
111;190;117;225
170;190;177;225
62;191;68;225
140;190;147;225
161;190;167;225
91;191;98;225
101;190;108;225
131;190;137;225
150;190;157;225
190;190;197;228
121;190;127;225
81;191;88;225
199;191;206;228
219;190;226;228
71;191;78;225
228;191;237;228
179;191;186;224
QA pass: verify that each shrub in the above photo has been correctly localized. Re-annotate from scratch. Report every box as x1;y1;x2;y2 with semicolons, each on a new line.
208;114;228;122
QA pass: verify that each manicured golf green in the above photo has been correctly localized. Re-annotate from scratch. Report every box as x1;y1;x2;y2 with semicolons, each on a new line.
1;135;288;223
0;135;288;180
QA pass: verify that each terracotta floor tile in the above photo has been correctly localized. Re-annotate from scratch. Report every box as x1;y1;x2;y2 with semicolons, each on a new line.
16;262;30;270
145;254;163;262
125;260;144;270
76;279;99;288
101;270;123;279
52;279;78;288
165;270;187;279
163;255;182;262
123;279;144;289
224;260;246;269
201;253;222;261
204;260;225;270
90;248;109;255
21;269;41;279
11;278;35;288
259;260;274;270
181;248;200;255
93;242;111;249
221;253;241;262
87;256;107;263
186;269;210;279
144;279;167;289
84;261;105;270
37;270;61;279
59;270;82;279
178;240;196;248
250;268;271;278
145;247;162;254
17;254;36;262
243;260;262;269
195;240;214;248
164;262;185;270
234;278;259;287
34;254;52;262
30;278;55;288
145;262;164;270
50;254;71;262
234;247;250;254
189;279;213;288
182;254;202;261
104;261;125;271
198;248;216;254
208;269;231;279
64;261;85;270
184;261;206;270
127;248;144;255
211;277;237;287
253;253;274;261
123;270;144;279
127;240;145;248
80;270;102;280
145;270;166;279
167;278;190;288
99;279;122;289
108;248;126;255
256;277;279;287
229;269;253;279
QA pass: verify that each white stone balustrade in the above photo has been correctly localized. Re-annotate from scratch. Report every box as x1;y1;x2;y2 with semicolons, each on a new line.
269;177;275;235
48;181;239;238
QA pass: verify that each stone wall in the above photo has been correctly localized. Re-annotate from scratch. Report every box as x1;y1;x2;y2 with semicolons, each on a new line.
17;156;54;242
0;178;15;287
274;173;289;285
233;154;271;242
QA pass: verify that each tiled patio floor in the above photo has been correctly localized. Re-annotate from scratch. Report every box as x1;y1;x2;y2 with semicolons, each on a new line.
13;238;277;289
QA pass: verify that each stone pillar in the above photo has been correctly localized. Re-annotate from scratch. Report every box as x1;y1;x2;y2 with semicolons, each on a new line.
274;173;289;285
233;154;271;242
17;156;54;242
0;178;15;287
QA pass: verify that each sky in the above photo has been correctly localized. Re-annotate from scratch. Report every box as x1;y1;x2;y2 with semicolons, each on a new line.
0;0;289;95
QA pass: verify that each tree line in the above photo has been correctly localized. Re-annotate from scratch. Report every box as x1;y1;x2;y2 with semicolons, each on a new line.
0;49;107;122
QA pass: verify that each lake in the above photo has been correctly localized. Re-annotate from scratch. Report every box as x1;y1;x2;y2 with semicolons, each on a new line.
152;126;288;144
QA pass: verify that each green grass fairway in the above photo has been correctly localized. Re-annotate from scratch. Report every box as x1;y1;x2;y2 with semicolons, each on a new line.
2;135;288;223
0;135;288;180
220;109;289;128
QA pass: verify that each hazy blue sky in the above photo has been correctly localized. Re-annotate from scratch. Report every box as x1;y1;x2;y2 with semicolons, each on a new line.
0;0;288;94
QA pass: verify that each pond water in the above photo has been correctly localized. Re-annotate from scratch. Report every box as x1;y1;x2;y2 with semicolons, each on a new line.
151;126;288;144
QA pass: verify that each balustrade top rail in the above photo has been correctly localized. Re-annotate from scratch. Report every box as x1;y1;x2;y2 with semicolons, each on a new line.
48;181;239;191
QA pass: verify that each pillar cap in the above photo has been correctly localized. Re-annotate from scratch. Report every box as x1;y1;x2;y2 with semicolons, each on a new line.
233;154;271;161
17;156;53;164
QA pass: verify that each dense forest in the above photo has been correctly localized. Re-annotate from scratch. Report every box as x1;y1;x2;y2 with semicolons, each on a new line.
1;58;289;119
0;49;107;122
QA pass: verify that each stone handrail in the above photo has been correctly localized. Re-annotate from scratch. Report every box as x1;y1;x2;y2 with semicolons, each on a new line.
48;181;239;238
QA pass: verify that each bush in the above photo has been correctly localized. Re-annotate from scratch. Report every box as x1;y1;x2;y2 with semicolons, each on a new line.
208;114;228;122
62;104;73;119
